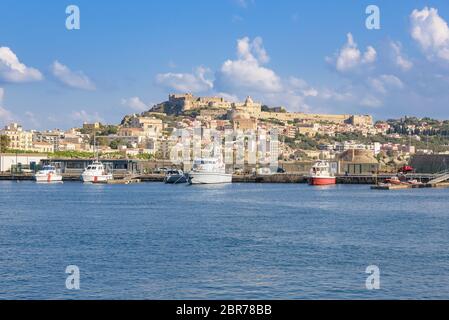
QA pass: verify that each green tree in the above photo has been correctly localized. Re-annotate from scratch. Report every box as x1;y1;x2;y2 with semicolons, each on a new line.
0;135;10;152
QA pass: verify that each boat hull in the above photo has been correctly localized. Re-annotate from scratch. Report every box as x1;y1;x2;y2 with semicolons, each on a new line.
188;172;232;185
309;177;336;186
81;173;113;183
34;173;63;183
164;174;188;184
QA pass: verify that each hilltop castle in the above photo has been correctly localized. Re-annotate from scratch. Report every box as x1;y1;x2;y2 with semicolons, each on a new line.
151;93;373;126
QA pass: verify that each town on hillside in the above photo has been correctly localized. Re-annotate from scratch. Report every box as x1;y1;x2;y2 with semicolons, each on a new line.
1;93;449;174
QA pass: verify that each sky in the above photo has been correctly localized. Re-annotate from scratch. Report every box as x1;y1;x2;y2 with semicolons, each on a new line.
1;0;449;130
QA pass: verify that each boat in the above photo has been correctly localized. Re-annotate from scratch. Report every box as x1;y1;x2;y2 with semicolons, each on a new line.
34;165;63;183
187;158;232;185
164;169;187;184
81;161;113;183
81;132;114;183
308;160;336;186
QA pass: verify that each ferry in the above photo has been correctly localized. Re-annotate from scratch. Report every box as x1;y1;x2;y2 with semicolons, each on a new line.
34;165;63;183
187;158;232;185
308;160;336;186
81;161;113;183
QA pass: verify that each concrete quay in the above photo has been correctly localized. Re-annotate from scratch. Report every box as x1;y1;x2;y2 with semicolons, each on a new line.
0;172;441;184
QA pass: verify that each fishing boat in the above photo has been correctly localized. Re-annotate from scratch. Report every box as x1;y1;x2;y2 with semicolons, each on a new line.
34;165;63;183
164;169;187;184
308;160;336;186
187;158;232;185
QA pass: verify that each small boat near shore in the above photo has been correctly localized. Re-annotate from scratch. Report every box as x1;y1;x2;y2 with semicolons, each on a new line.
81;161;113;183
164;169;187;184
308;160;336;186
34;165;63;183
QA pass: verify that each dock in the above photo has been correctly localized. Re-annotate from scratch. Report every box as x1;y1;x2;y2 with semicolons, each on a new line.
0;172;446;185
94;178;141;185
371;182;449;190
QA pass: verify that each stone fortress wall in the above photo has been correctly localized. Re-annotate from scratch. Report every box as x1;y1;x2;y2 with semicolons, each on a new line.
162;93;373;126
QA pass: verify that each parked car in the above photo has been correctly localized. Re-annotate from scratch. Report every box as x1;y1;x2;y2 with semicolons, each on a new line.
154;167;168;174
277;167;286;173
398;165;414;174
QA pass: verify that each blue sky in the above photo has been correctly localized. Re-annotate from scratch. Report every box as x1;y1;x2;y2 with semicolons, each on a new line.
1;0;449;129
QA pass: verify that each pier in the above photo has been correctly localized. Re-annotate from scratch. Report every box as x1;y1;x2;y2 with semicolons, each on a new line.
371;182;449;190
0;172;443;184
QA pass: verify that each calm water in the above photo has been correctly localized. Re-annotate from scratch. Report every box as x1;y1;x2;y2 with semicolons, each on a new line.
0;181;448;299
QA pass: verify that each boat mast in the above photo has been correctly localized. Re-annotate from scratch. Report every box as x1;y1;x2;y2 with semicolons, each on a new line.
93;130;99;162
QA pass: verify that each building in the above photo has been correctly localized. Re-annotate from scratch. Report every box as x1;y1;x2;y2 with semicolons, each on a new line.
40;158;139;175
128;116;163;138
159;93;232;113
154;93;374;127
0;153;47;172
410;154;449;173
32;141;55;153
82;122;101;131
0;123;33;151
33;130;64;151
337;149;380;174
232;115;258;131
233;96;262;116
297;123;318;137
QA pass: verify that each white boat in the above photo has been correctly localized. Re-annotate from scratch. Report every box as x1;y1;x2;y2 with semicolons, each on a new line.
308;160;336;186
34;165;63;183
188;158;232;185
81;161;113;183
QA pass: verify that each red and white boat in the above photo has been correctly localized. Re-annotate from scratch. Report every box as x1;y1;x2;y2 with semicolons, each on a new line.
34;165;63;183
308;160;336;186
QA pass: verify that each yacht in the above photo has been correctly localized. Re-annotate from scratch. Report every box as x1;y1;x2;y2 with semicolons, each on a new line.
164;169;187;184
81;161;113;183
308;160;336;186
34;165;63;183
187;158;232;185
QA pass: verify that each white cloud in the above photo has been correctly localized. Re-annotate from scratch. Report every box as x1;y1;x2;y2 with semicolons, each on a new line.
410;7;449;62
51;61;96;91
390;41;413;71
0;88;14;124
368;74;404;94
360;95;383;108
0;47;43;83
0;106;13;124
25;111;39;128
215;37;318;111
216;37;282;93
327;33;377;73
155;66;213;93
235;0;254;8
217;92;240;103
121;97;150;112
71;110;104;123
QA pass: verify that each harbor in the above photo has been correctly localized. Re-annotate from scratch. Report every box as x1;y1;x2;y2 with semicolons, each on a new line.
1;171;448;186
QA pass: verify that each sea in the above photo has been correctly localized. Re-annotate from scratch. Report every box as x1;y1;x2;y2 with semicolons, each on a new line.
0;181;448;299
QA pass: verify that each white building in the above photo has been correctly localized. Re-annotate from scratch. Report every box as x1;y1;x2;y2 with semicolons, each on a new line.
0;153;47;172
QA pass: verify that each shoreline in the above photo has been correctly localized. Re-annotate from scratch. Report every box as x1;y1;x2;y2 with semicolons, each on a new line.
0;172;439;185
